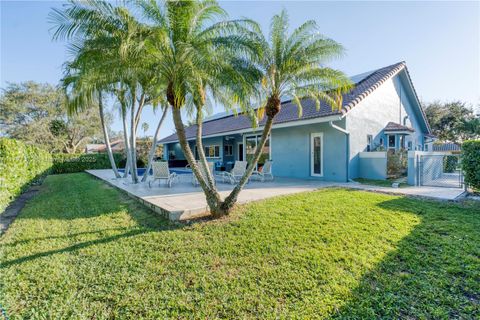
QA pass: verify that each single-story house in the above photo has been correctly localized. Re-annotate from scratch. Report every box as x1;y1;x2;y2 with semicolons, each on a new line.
160;61;432;182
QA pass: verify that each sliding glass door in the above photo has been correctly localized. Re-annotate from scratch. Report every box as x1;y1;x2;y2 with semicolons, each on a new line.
244;134;270;170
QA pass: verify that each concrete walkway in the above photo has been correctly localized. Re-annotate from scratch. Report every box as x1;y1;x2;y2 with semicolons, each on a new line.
87;170;337;220
87;169;466;221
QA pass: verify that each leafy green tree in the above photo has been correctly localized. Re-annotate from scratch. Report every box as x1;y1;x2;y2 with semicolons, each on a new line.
423;101;479;142
0;81;107;153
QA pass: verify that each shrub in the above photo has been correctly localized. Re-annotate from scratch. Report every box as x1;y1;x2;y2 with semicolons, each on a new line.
462;140;480;190
117;157;145;169
387;149;407;178
0;138;52;212
443;155;459;173
51;153;123;174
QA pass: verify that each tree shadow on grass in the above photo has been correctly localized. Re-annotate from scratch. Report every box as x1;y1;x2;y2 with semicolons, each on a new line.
1;173;186;269
330;197;480;319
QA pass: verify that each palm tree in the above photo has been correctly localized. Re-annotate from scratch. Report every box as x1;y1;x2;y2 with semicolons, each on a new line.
220;10;353;212
137;0;261;215
50;0;156;183
140;1;351;217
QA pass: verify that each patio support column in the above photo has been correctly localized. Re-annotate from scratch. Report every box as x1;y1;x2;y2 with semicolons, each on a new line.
329;121;350;182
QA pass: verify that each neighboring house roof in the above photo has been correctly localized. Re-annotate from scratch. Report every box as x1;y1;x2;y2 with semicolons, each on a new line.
383;122;415;133
90;140;125;153
160;61;430;143
433;143;461;151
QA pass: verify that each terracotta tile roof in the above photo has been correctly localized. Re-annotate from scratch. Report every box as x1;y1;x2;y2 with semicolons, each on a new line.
160;62;412;143
383;122;415;132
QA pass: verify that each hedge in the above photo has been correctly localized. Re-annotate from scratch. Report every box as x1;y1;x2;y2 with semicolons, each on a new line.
0;138;52;212
51;153;123;174
462;140;480;190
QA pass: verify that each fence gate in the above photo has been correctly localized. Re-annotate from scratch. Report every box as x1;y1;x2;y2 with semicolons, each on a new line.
418;153;463;188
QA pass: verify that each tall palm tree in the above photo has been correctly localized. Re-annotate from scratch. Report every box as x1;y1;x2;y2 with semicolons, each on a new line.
51;0;155;183
137;0;261;216
221;10;353;212
141;1;351;217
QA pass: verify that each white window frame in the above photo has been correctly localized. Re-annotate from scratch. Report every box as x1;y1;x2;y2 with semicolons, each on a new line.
387;134;396;149
310;132;324;177
204;145;220;158
237;142;243;161
242;134;271;162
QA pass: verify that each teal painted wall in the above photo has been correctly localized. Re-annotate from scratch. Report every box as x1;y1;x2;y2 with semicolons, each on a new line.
346;71;429;179
359;154;387;180
271;120;348;182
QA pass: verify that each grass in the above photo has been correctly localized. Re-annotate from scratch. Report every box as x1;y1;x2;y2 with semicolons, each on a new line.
354;177;408;188
1;173;479;319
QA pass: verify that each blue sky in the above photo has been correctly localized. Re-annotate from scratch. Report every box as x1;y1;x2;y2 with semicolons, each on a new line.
1;0;479;139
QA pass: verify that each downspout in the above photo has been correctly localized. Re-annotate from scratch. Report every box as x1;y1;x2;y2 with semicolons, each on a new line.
329;121;351;182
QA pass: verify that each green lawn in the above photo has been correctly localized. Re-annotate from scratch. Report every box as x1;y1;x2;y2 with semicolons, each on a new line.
1;173;479;319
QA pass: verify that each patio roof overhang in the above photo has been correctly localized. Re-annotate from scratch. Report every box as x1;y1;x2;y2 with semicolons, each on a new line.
162;114;343;144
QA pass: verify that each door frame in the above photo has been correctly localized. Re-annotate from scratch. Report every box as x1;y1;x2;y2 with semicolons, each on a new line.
310;132;324;177
237;142;244;161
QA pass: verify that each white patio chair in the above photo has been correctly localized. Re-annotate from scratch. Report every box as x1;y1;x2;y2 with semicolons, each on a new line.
192;161;216;186
149;161;177;188
223;160;248;184
252;160;273;182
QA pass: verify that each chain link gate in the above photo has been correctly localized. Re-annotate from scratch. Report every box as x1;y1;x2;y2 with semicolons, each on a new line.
418;153;463;188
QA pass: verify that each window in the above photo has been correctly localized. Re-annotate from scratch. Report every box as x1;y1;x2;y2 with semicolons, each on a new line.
407;141;412;150
379;137;384;146
399;136;405;149
224;145;233;156
204;145;220;158
425;144;429;151
388;135;396;149
245;134;270;169
367;135;373;152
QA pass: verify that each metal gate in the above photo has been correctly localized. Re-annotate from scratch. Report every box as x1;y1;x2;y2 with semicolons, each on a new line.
418;153;463;188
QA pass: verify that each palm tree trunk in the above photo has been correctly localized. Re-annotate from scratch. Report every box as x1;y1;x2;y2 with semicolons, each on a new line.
98;92;120;178
194;107;216;189
121;105;132;180
129;93;138;183
141;107;168;182
171;106;223;212
221;116;274;213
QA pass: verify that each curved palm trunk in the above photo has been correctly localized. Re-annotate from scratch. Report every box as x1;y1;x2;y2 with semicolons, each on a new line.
98;92;120;178
194;107;216;189
123;157;130;178
141;107;168;182
129;94;139;183
121;105;132;180
221;116;274;213
171;106;223;213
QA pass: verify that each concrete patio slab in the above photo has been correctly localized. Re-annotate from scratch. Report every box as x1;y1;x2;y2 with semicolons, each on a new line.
86;169;466;221
86;169;336;220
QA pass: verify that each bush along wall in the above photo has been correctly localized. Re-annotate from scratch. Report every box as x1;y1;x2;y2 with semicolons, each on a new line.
0;138;52;213
462;140;480;190
51;153;123;174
